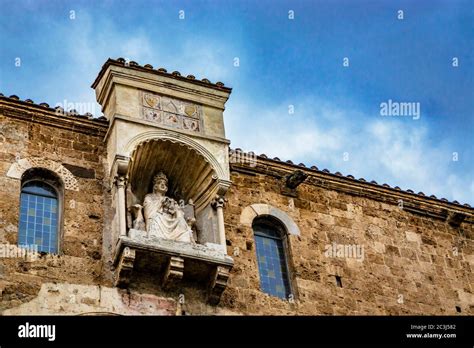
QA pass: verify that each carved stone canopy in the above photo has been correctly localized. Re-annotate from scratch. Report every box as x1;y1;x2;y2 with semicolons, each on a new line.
127;139;220;212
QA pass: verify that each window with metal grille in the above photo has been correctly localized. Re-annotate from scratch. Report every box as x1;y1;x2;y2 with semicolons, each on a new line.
253;217;291;299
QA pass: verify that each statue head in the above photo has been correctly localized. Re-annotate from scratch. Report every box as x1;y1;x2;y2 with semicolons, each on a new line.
152;172;168;194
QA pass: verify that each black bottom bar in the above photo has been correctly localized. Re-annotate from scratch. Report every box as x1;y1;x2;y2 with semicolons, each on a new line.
0;315;472;346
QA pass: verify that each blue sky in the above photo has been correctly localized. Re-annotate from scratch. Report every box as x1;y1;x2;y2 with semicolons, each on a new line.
1;0;473;204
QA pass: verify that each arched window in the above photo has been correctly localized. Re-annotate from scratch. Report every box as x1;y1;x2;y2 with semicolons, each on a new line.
253;216;292;299
18;169;62;253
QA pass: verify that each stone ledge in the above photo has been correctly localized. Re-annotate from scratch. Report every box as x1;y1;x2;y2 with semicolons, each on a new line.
116;232;233;265
113;233;233;305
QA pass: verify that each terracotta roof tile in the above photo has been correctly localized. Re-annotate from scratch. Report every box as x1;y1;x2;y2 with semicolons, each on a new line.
91;58;232;91
230;148;472;208
0;93;108;124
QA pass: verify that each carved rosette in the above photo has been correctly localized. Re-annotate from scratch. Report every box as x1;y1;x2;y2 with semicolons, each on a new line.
141;92;203;133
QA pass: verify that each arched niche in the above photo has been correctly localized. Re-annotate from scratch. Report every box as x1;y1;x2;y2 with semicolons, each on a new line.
127;138;220;213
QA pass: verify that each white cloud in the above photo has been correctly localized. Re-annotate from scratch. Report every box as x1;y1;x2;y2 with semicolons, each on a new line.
226;97;473;204
35;10;472;204
44;11;235;114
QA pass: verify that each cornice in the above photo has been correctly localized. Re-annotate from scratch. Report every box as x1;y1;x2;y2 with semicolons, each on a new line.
0;95;108;137
92;58;232;93
229;149;474;222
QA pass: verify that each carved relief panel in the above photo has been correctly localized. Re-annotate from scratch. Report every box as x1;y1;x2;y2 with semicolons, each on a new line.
141;92;203;133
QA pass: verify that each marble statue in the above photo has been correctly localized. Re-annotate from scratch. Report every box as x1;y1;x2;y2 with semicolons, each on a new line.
131;172;195;243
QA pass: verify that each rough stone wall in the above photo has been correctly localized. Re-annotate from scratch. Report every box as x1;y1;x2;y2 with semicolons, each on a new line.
3;283;177;315
222;168;474;315
1;106;473;316
0;113;109;312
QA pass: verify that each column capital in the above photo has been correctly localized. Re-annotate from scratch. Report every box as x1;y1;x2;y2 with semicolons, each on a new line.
211;195;226;210
111;154;131;177
114;175;127;188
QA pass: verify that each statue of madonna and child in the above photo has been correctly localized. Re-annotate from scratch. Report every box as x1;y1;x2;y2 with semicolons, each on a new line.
129;172;196;244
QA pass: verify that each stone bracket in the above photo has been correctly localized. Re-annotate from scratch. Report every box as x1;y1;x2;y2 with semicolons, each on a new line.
208;265;231;305
447;212;466;228
162;256;184;289
114;246;136;288
281;169;308;197
113;236;234;305
285;169;308;189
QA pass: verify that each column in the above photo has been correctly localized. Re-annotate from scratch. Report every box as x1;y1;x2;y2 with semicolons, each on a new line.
212;196;226;250
115;175;127;236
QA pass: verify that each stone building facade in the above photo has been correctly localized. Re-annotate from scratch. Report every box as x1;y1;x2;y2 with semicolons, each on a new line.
0;58;472;316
